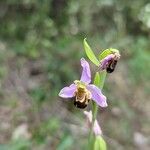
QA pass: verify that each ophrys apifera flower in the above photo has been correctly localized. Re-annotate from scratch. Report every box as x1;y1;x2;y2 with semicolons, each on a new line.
100;51;120;73
59;58;107;109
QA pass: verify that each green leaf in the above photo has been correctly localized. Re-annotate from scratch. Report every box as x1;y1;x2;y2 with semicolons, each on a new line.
94;72;100;86
99;71;107;89
83;38;99;66
94;136;107;150
99;48;119;60
94;71;106;89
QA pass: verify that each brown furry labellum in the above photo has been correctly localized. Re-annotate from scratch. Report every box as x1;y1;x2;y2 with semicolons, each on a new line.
74;86;91;109
106;53;120;73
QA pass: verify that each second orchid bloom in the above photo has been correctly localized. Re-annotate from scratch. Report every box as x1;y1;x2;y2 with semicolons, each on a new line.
59;58;107;109
100;51;120;73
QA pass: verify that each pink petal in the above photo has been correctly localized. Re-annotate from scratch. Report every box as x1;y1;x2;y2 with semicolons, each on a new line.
84;110;92;123
59;84;76;98
87;84;107;107
80;58;91;84
84;111;102;136
93;120;102;136
100;54;114;70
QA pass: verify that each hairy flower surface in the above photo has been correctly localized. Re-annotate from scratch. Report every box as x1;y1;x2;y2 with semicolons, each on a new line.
59;58;107;108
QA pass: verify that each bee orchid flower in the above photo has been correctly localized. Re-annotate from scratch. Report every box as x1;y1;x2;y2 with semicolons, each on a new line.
59;58;107;109
100;51;120;73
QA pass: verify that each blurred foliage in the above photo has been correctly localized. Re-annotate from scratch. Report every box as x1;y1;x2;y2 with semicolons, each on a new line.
0;0;150;149
0;138;31;150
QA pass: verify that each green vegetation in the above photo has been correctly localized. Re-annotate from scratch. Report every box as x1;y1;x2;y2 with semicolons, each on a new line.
0;0;150;149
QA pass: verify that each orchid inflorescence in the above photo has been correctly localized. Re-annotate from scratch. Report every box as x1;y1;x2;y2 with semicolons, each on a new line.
59;39;120;150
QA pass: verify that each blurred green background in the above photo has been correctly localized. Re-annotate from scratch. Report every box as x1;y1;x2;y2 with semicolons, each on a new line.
0;0;150;150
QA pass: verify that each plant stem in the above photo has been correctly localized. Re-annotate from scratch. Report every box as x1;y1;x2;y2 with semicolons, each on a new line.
89;71;107;148
92;71;106;121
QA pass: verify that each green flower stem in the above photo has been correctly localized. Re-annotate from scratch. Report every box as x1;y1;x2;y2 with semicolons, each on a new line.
88;128;94;150
92;101;98;122
89;71;107;149
92;71;106;120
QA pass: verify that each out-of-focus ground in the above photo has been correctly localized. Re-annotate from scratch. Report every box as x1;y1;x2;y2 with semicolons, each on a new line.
0;0;150;150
